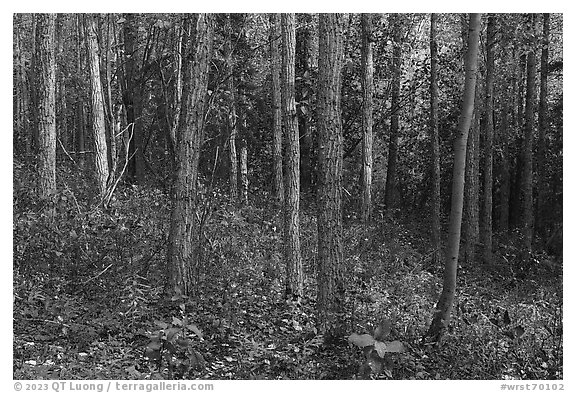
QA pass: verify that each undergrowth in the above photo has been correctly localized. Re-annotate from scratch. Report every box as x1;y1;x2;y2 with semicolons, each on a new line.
13;160;562;380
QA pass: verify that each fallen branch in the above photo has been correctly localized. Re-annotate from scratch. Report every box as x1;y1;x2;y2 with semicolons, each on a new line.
82;263;113;285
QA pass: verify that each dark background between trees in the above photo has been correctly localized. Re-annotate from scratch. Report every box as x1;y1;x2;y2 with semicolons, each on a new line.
13;13;562;380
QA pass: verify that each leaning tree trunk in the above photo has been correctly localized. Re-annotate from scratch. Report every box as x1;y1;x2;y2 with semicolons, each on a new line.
522;14;537;265
429;13;442;266
35;13;57;201
385;14;402;209
361;13;374;224
270;13;284;207
481;14;495;264
317;13;346;339
85;14;110;200
427;13;481;343
167;14;213;296
281;13;303;301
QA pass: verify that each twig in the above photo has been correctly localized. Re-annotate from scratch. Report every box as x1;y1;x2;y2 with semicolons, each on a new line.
20;318;71;329
103;127;135;207
57;137;79;168
82;263;113;285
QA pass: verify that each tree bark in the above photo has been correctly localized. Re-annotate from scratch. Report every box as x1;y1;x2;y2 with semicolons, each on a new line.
297;13;314;190
225;14;238;202
239;135;248;206
35;13;57;201
361;13;374;224
281;13;303;301
30;16;39;153
536;13;550;235
75;15;85;164
85;14;110;200
122;13;143;182
427;13;481;342
429;13;442;266
482;14;495;264
14;14;26;155
522;14;537;264
465;89;480;264
317;13;346;339
499;99;511;232
270;14;284;207
385;14;402;209
167;14;213;296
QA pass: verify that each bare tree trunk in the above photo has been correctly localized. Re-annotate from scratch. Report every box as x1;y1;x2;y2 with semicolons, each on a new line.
85;14;110;199
499;100;511;232
122;13;143;182
522;14;537;264
385;14;402;209
239;135;248;206
103;14;117;177
14;14;25;155
75;15;85;166
429;13;442;266
536;13;550;235
427;13;481;343
317;13;346;338
361;13;374;224
29;16;39;154
482;14;495;264
270;14;284;207
465;92;480;264
169;19;185;152
167;14;213;296
35;13;57;200
225;14;238;202
281;13;303;301
297;13;314;190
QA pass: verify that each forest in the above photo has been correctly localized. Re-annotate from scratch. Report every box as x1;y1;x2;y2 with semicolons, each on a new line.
13;13;563;380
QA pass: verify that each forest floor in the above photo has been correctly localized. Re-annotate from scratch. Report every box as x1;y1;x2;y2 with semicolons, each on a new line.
13;160;563;380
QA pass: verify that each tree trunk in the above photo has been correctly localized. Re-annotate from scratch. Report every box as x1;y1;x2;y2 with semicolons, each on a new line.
29;16;39;154
465;90;480;264
239;135;248;206
522;14;537;264
385;14;402;209
270;14;284;207
427;13;481;343
297;13;314;191
14;14;25;156
536;13;550;235
429;13;442;266
169;19;185;153
509;52;526;229
281;13;303;301
122;13;143;182
360;13;374;224
499;99;511;232
85;14;110;200
225;14;238;203
75;15;85;165
103;15;117;177
35;13;57;201
482;14;495;264
167;14;213;296
316;13;346;339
